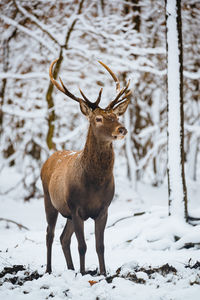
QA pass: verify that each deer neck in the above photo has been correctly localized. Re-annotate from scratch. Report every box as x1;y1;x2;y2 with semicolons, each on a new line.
81;126;114;181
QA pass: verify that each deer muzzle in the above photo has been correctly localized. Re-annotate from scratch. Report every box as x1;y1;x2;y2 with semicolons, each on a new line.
112;126;127;140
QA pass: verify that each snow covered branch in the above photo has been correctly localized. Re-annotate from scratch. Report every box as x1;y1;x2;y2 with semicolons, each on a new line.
136;136;166;170
2;107;46;119
53;123;87;144
185;124;200;135
183;70;200;79
0;72;49;80
14;0;61;46
0;15;57;55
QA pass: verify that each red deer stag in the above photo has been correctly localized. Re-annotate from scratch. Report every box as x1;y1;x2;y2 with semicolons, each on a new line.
41;59;131;275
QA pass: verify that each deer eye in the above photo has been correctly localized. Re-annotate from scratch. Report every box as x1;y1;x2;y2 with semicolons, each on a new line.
95;116;103;123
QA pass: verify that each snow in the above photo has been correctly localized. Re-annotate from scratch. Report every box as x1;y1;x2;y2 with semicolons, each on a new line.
0;169;200;300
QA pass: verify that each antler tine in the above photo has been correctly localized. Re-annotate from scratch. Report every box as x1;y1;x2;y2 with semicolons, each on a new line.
49;58;80;103
79;87;103;109
95;88;103;106
49;59;65;94
98;61;120;93
119;89;132;102
115;90;132;105
106;79;130;110
79;88;92;106
59;77;81;102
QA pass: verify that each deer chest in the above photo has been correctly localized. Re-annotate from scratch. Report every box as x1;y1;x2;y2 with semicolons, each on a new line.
68;181;114;220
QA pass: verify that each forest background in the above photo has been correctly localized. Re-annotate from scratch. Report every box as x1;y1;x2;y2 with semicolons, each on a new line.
0;1;199;223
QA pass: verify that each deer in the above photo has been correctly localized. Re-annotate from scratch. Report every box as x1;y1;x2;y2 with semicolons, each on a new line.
41;59;131;275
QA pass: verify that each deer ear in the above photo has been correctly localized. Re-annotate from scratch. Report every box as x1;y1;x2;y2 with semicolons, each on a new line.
79;100;91;117
113;99;130;116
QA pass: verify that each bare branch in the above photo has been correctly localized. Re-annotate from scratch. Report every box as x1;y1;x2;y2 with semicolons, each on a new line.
0;15;56;55
0;218;29;230
14;0;61;46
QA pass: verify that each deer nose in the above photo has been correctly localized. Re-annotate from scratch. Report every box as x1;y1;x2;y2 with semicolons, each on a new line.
117;126;127;135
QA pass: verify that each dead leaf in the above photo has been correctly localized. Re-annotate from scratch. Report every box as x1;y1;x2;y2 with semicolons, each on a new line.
89;280;98;286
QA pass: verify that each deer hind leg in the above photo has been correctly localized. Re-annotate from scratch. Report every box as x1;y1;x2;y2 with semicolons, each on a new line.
60;219;74;270
72;214;87;275
44;191;58;274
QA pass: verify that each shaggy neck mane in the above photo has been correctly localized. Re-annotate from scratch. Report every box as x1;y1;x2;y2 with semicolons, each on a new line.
81;125;114;182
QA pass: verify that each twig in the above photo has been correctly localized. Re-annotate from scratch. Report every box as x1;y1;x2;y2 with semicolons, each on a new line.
0;180;22;195
188;215;200;226
188;215;200;221
107;211;145;229
0;218;29;231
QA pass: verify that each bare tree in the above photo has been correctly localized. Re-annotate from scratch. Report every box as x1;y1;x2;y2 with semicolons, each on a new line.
165;0;188;221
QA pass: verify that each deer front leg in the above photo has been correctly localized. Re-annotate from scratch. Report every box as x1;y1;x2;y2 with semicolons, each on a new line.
44;193;58;274
72;214;86;275
95;212;108;275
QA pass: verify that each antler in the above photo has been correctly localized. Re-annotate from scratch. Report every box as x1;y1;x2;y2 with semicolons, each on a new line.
49;59;80;103
98;61;121;93
98;61;131;110
49;59;102;110
49;59;130;112
106;80;131;110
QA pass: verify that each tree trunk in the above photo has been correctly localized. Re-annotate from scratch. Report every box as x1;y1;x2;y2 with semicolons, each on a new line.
46;0;85;150
165;0;188;221
124;105;137;190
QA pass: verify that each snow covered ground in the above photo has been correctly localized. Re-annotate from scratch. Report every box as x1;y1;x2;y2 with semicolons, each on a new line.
0;168;200;300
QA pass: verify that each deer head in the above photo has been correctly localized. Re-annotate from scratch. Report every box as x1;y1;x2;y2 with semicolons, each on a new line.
49;59;131;142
